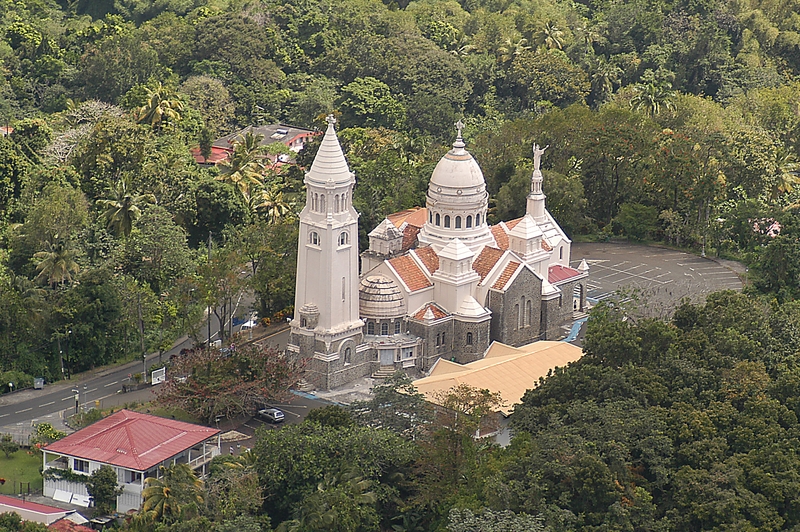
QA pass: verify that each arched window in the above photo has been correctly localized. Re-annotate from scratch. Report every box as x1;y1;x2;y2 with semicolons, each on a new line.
436;333;440;346
435;213;440;226
339;232;349;246
429;212;433;223
309;231;319;245
395;321;401;335
313;194;318;211
320;195;326;212
344;347;352;364
444;215;451;228
335;195;340;212
559;247;563;260
526;300;532;326
367;322;375;335
455;216;462;228
466;332;473;345
300;317;307;327
514;304;520;330
466;215;472;228
381;322;389;335
442;331;446;345
476;213;481;226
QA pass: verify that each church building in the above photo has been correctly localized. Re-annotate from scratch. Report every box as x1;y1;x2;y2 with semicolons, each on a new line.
288;117;588;390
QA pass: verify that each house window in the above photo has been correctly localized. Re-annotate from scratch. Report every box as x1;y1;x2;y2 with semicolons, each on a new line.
559;247;563;260
455;216;462;228
444;215;451;228
395;321;401;335
466;215;472;228
466;332;473;345
435;213;440;226
339;232;349;246
309;231;319;245
73;459;89;473
367;322;375;335
381;322;389;336
344;347;352;364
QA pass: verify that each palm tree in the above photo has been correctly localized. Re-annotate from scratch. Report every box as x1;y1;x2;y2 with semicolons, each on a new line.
134;83;184;130
497;37;530;64
96;179;155;238
33;237;80;288
215;132;267;203
255;183;294;224
773;148;800;198
540;21;564;51
630;81;676;116
591;60;623;103
141;464;203;523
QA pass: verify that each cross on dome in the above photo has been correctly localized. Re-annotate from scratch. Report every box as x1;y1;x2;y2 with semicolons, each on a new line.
326;114;337;126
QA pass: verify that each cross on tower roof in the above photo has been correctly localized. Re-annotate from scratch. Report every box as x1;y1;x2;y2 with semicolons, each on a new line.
453;119;466;149
326;114;337;126
455;119;465;139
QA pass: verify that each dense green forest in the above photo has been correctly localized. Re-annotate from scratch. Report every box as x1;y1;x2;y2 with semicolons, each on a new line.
3;0;800;530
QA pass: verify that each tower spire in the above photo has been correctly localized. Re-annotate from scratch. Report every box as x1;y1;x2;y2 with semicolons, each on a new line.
527;142;548;221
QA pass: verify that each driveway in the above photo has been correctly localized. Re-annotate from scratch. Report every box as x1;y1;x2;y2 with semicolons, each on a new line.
571;242;743;318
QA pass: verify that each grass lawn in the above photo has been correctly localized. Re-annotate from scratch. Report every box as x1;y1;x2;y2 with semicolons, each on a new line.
0;450;43;495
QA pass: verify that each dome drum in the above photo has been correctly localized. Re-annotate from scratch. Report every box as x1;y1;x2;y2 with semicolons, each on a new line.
359;276;406;318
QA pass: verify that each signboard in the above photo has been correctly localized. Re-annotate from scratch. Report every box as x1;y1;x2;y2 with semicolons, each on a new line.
151;367;166;385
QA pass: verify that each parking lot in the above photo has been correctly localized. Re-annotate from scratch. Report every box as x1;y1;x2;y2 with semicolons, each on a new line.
571;242;743;318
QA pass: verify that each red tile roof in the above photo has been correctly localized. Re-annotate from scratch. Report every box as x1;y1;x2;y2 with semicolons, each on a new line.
549;264;583;284
49;519;94;532
505;217;523;230
388;255;432;292
412;303;449;320
472;247;504;281
190;146;232;164
415;247;440;274
490;225;509;250
0;494;66;516
402;225;420;251
45;410;220;472
388;207;427;229
492;261;521;290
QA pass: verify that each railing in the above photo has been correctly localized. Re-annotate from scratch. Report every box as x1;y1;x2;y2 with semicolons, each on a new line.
188;447;220;468
44;461;68;470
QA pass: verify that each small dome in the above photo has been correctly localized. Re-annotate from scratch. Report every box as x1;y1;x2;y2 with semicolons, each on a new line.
359;275;405;318
429;144;486;190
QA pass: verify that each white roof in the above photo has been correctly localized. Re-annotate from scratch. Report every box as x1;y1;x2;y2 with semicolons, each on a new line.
306;118;353;186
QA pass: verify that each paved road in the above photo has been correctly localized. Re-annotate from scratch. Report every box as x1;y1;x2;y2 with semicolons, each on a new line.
571;242;743;318
0;326;291;429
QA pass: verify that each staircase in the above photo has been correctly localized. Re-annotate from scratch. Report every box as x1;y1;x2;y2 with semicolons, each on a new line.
295;379;315;392
371;366;396;380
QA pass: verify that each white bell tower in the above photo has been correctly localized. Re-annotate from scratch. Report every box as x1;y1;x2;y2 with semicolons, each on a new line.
289;116;364;389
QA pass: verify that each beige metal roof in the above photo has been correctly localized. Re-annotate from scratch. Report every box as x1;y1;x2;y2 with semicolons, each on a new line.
415;341;583;415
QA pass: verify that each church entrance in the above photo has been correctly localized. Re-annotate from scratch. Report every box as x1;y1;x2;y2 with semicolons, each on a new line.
379;349;394;366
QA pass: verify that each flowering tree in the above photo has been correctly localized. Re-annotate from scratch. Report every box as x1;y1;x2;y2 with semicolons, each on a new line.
156;345;302;424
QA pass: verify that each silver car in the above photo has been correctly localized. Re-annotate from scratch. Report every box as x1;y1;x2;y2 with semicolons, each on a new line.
258;407;285;423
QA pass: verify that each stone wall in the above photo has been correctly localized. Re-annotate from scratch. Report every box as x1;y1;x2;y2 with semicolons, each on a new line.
407;317;454;371
452;317;491;363
488;268;543;347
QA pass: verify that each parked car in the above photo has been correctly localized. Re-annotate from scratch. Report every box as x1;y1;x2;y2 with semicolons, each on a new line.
257;407;285;423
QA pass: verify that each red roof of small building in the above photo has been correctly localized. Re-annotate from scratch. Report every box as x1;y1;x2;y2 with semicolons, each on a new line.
492;261;521;290
190;146;232;164
44;410;219;472
472;247;504;281
49;519;94;532
0;494;66;516
388;255;432;292
414;246;439;275
549;264;583;284
505;218;523;230
401;225;420;251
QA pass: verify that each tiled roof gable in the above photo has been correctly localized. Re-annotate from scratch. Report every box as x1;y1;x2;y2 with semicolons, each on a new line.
472;247;504;281
414;246;440;274
492;261;521;290
388;255;432;292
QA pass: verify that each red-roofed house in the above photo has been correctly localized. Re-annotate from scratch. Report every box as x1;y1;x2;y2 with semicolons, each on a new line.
42;410;221;513
0;494;71;525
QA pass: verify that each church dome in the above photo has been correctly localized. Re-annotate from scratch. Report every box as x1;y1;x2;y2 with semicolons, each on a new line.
429;143;486;190
359;275;405;318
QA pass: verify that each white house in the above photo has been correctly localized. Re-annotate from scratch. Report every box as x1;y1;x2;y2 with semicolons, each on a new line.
42;410;221;513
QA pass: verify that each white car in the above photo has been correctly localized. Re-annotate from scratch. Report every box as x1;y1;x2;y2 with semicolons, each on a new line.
257;407;285;423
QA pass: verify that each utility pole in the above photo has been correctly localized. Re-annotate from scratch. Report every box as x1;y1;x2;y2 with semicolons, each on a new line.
138;293;146;383
65;329;72;379
207;231;212;350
